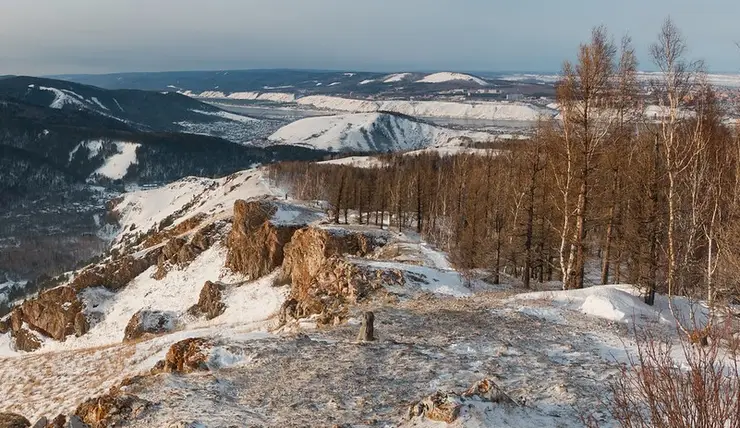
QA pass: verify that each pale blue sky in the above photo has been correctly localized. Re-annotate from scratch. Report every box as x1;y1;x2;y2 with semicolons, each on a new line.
1;0;738;75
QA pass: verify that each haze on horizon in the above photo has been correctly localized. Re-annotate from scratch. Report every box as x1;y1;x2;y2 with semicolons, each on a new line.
1;0;739;76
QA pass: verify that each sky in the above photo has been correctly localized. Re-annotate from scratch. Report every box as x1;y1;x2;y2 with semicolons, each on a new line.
1;0;739;76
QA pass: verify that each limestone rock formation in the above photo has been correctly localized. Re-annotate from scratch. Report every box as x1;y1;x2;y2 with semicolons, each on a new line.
226;200;301;278
0;412;31;428
187;281;225;320
122;310;177;343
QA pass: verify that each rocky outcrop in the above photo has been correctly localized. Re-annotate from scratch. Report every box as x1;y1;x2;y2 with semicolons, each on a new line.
122;310;177;343
0;413;31;428
151;338;211;374
11;328;42;352
187;281;225;320
277;227;393;326
12;286;82;341
153;222;222;280
0;319;8;334
225;200;301;279
278;227;379;287
70;252;160;292
407;378;517;423
280;258;402;326
75;388;151;428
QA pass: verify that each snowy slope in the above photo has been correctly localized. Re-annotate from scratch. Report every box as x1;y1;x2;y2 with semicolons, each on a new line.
267;112;496;152
417;72;489;85
296;95;554;121
383;73;413;83
182;90;296;103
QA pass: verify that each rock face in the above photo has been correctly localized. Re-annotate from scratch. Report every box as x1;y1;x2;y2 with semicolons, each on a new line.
123;310;177;343
75;388;151;428
70;252;160;292
407;378;517;423
153;338;211;374
278;228;395;326
12;286;83;341
226;200;301;279
0;319;8;334
0;413;31;428
152;237;199;280
187;281;225;320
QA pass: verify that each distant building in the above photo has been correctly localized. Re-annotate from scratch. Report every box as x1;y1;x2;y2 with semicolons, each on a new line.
506;93;524;101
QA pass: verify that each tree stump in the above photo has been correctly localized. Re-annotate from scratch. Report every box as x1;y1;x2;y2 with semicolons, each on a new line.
356;311;375;342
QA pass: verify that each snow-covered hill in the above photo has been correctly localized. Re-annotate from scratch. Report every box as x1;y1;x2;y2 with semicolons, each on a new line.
416;72;489;86
296;95;555;121
266;112;496;152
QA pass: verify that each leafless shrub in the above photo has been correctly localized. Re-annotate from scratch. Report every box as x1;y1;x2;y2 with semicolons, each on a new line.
588;327;740;428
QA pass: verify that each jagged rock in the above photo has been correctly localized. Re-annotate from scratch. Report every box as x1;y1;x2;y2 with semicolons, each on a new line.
13;287;82;341
30;417;46;428
74;312;89;337
75;389;150;428
153;338;211;374
187;281;225;320
153;237;201;280
9;311;22;332
0;413;30;428
12;328;42;352
278;227;379;287
281;256;402;326
408;378;516;423
122;310;177;343
226;200;301;279
70;252;160;292
277;227;392;326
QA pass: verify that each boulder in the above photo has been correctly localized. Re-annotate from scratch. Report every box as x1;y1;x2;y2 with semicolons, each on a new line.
0;319;8;335
187;281;225;320
75;390;150;428
153;338;211;374
15;287;82;341
12;328;42;352
66;416;87;428
225;200;301;278
122;310;177;343
0;413;30;428
50;415;66;428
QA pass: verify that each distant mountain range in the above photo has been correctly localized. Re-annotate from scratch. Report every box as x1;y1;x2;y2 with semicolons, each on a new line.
50;69;555;98
0;77;328;202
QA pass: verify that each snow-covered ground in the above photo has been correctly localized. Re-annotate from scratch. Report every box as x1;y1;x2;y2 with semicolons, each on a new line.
94;142;140;180
416;72;489;86
296;95;555;121
267;112;497;152
383;73;413;83
0;166;731;427
181;90;296;103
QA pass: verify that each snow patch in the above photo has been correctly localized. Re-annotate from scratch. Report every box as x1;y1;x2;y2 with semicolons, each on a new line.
417;72;489;86
383;73;412;83
94;142;140;180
